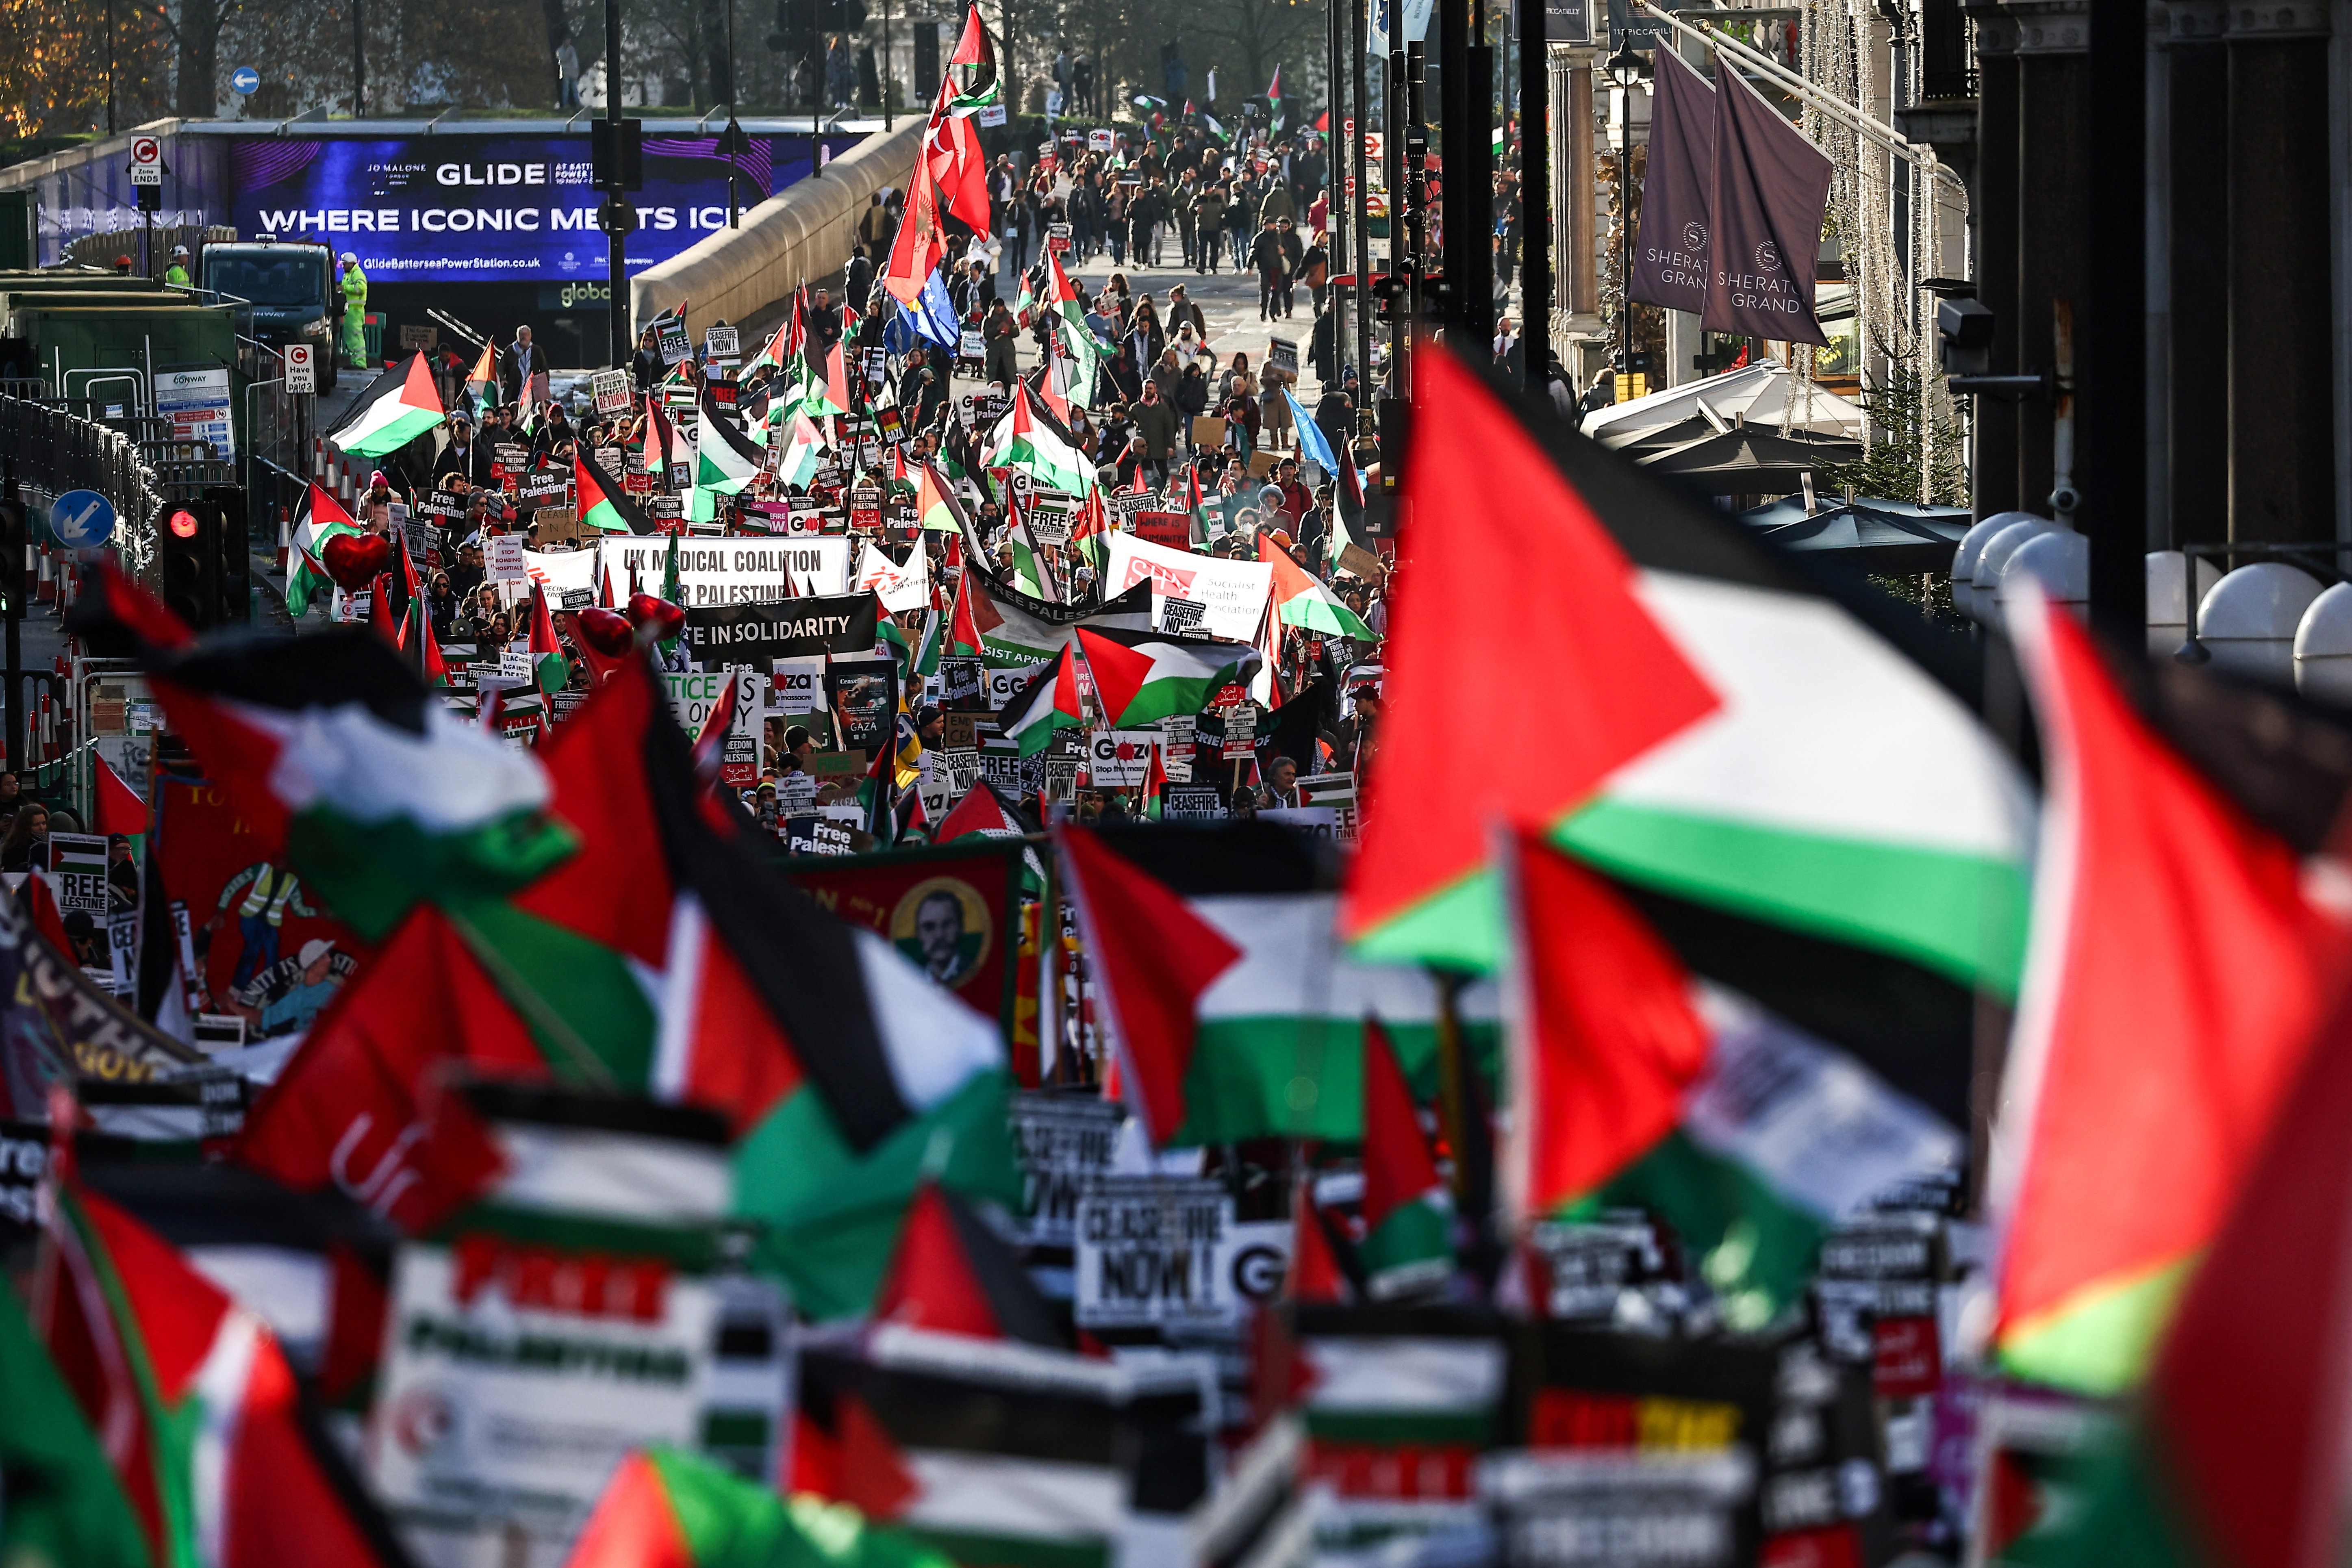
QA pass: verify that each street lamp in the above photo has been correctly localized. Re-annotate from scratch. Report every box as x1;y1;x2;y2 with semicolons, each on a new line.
1605;38;1646;386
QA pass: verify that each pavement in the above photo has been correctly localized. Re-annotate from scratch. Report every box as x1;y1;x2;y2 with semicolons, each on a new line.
1010;243;1330;408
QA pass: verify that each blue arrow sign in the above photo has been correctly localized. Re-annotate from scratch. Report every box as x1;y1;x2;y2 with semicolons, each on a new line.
231;66;260;95
48;490;117;550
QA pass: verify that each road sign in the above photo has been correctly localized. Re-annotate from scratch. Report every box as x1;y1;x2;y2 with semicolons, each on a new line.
48;491;117;550
283;342;316;394
230;66;260;94
128;136;162;187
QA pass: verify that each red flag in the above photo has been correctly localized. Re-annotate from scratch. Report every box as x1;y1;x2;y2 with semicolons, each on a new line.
1991;589;2348;1393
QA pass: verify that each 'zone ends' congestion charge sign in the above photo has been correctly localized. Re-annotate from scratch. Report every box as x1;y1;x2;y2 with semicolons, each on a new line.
226;132;858;283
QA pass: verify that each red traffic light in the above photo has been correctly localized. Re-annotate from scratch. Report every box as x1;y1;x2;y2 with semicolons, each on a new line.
167;508;200;539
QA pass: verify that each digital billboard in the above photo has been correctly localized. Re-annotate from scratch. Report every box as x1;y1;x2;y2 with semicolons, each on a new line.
225;131;857;284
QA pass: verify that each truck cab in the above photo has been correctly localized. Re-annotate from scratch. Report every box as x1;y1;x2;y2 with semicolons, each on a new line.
197;237;339;391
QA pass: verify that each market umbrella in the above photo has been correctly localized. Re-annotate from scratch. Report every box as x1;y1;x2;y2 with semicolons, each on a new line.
1633;427;1863;494
1744;498;1973;574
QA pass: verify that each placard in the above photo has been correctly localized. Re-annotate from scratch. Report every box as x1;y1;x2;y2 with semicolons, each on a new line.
0;1119;44;1235
826;656;898;754
368;1218;788;1564
1011;1094;1126;1246
487;533;528;582
704;325;741;361
1075;1175;1238;1330
1086;730;1158;790
591;368;634;415
1268;336;1300;372
1161;783;1227;821
45;832;112;918
1103;532;1273;642
680;594;880;663
783;814;857;856
657;319;692;364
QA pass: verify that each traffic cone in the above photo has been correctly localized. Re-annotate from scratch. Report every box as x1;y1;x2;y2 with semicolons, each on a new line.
276;505;291;572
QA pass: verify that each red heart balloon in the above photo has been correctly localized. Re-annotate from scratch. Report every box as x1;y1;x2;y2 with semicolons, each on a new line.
321;532;392;591
627;593;685;642
574;607;636;657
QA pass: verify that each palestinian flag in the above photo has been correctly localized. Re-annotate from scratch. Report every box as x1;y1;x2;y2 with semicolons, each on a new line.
1357;1018;1455;1300
1343;345;2035;985
996;645;1084;757
872;1182;1069;1347
578;444;657;534
1137;743;1166;820
935;779;1026;842
69;566;567;942
13;1180;410;1568
1006;501;1056;603
745;315;797;377
244;662;1019;1318
1068;488;1110;570
2005;984;2352;1568
395;539;449;688
569;1446;955;1568
1076;626;1260;728
1052;821;1503;1146
941;5;1001;111
526;583;567;695
321;351;447;458
988;383;1095;498
1988;590;2346;1394
795;1331;1206;1568
465;340;498;409
908;463;964;536
1184;465;1215;549
1259;532;1375;639
1282;1309;1503;1509
966;574;1155;669
695;399;763;494
286;482;363;619
778;412;829;489
1503;830;1964;1325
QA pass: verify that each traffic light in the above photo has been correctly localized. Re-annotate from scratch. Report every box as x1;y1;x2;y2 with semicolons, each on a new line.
152;486;249;630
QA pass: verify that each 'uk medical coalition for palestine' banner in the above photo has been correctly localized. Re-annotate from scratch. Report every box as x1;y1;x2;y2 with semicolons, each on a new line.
226;131;859;282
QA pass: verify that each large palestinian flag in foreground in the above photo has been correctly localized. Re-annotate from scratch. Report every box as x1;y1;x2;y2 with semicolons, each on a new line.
1503;831;1963;1325
567;1446;951;1568
1053;821;1501;1147
1;1181;408;1568
1074;626;1260;728
69;567;567;941
239;660;1021;1319
321;351;446;458
1343;347;2035;989
1988;590;2349;1395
